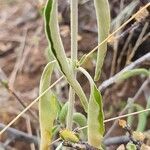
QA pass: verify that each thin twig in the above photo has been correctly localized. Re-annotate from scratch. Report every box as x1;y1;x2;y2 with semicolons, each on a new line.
0;76;64;135
75;107;150;132
81;3;150;64
0;123;38;145
0;123;130;147
0;68;38;121
26;117;36;150
63;141;97;150
99;52;150;91
104;135;129;146
104;78;150;138
116;25;135;72
110;0;125;76
49;107;150;147
0;2;150;137
126;22;149;64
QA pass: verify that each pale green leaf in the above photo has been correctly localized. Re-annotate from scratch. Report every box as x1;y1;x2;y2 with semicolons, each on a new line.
116;68;149;83
134;104;147;132
39;61;58;150
44;0;88;112
127;98;135;127
146;96;150;116
58;102;87;138
73;112;87;139
94;0;111;81
78;67;104;149
111;1;139;29
127;103;147;132
88;85;104;149
73;113;87;130
58;102;68;124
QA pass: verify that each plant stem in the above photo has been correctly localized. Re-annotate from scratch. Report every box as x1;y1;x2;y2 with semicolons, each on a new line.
67;0;78;130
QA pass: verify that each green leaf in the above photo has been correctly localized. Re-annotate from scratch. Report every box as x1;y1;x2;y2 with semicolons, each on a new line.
88;85;104;149
73;112;87;139
58;102;68;124
146;96;150;116
39;61;58;150
111;1;139;29
126;142;136;150
78;67;104;149
58;102;87;127
127;99;134;127
134;104;147;132
52;125;60;137
116;68;149;83
58;102;87;138
44;0;88;112
94;0;111;81
73;113;87;130
127;103;147;132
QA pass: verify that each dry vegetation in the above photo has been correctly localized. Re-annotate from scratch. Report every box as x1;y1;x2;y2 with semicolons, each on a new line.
0;0;150;149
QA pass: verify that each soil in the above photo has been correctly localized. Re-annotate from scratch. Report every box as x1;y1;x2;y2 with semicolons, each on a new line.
0;0;149;149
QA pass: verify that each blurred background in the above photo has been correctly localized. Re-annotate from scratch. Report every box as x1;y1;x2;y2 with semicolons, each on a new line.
0;0;150;149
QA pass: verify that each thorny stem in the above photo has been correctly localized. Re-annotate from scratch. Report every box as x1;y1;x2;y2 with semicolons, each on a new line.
67;0;78;130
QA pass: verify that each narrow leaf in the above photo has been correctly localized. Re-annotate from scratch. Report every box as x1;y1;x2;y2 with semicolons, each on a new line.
127;103;147;132
39;61;58;150
111;1;139;29
94;0;111;81
146;96;150;116
88;85;104;149
134;104;147;132
44;0;88;112
58;102;87;138
78;67;104;149
116;68;149;83
58;102;68;124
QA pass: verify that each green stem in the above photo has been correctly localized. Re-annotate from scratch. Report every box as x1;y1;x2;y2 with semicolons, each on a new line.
67;0;78;130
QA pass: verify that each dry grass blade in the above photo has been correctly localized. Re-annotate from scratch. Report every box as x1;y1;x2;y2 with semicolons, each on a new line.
0;2;149;137
82;3;150;63
0;76;64;135
48;107;150;146
75;107;150;131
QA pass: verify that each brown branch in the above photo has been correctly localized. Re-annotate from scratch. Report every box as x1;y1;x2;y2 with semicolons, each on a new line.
0;123;38;145
104;135;129;146
1;122;147;148
63;141;98;150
